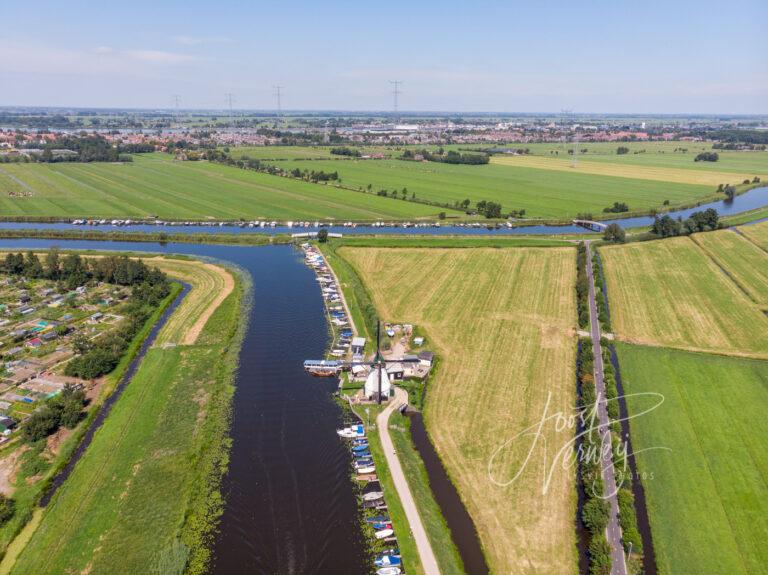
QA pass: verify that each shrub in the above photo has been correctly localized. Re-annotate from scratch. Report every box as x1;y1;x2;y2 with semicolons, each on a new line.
582;497;610;532
622;526;643;554
694;151;719;162
589;533;612;575
0;494;14;525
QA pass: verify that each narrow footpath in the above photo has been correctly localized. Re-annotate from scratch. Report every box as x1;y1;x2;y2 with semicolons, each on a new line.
377;388;441;575
585;242;628;575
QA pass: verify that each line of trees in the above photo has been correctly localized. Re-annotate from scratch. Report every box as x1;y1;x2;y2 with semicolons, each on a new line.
1;250;167;291
2;134;154;163
330;146;361;157
651;208;720;237
602;346;644;565
576;243;590;329
576;341;612;575
603;202;629;214
400;148;490;165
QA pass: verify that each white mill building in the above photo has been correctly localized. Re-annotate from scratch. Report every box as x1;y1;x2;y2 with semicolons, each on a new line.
364;366;391;401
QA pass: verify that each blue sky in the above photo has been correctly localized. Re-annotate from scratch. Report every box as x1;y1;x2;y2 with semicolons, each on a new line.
1;0;766;113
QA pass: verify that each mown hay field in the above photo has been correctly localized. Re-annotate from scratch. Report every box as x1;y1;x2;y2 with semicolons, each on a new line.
739;219;768;251
690;229;768;306
150;257;235;345
340;247;578;574
617;343;768;575
600;237;768;357
490;154;767;187
0;154;451;220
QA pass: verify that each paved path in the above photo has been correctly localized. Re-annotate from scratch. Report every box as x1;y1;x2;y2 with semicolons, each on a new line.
377;387;441;575
585;242;628;575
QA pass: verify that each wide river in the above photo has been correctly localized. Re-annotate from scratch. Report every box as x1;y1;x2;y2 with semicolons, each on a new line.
0;239;369;574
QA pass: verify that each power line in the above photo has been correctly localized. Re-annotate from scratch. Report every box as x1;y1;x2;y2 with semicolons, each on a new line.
273;85;283;119
225;92;235;130
171;94;181;128
389;80;402;119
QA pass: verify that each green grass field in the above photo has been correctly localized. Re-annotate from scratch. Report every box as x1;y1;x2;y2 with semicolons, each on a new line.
616;343;768;575
0;154;455;220
601;237;768;357
265;157;715;219
7;260;242;575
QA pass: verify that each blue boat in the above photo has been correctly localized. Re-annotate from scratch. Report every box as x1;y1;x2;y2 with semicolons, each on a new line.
375;555;402;567
353;451;371;459
351;444;369;452
366;515;390;524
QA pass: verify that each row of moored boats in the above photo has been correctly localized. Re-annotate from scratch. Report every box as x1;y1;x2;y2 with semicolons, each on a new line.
337;424;404;574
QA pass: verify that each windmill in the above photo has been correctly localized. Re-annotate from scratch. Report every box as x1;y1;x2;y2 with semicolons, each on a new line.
305;320;421;404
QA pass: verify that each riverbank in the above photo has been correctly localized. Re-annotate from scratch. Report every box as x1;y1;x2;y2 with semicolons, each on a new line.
1;255;244;575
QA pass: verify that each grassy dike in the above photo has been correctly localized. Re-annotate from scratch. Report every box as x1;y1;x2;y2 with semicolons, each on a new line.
324;240;466;575
0;280;182;561
0;228;292;246
3;262;246;575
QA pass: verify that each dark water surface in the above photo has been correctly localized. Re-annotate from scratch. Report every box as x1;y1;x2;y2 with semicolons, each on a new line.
408;412;489;575
0;239;368;574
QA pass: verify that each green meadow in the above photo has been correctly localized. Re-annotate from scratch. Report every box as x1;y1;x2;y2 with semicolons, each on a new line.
264;157;713;219
0;154;454;221
617;343;768;575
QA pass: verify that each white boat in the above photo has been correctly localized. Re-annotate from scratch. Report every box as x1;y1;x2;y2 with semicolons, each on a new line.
362;491;384;502
376;567;401;575
356;465;375;474
374;528;395;540
337;425;364;438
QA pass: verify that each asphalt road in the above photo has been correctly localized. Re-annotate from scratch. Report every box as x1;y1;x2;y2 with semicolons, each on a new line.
377;387;441;575
585;242;628;575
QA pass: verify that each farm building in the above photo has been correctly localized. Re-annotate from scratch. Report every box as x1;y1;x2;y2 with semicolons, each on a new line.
418;351;434;367
386;363;404;380
351;337;366;355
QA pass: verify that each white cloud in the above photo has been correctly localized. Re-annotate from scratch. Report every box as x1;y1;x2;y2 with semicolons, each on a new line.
0;41;206;77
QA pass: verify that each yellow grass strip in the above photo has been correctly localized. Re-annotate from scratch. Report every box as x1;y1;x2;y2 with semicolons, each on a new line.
691;229;768;306
148;258;234;345
341;247;578;575
738;220;768;252
491;155;766;187
601;237;768;358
